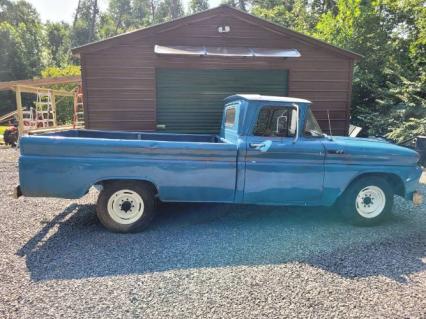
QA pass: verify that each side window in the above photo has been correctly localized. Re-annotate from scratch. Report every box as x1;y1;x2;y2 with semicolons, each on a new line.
225;107;236;128
253;106;297;137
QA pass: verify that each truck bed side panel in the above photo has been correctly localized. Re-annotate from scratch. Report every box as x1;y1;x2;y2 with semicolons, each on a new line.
19;136;238;202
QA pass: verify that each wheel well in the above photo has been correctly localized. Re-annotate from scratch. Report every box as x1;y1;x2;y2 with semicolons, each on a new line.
348;173;405;197
96;179;159;195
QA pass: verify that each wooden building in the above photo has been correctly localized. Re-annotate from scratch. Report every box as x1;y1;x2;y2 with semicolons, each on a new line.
72;5;361;135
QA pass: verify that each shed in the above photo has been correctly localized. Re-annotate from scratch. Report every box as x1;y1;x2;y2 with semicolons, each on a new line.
72;5;361;136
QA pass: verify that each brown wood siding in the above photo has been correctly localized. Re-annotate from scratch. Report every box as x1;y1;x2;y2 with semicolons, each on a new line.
81;9;354;135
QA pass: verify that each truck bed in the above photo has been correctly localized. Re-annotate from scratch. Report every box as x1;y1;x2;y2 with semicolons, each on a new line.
19;129;238;202
45;129;224;143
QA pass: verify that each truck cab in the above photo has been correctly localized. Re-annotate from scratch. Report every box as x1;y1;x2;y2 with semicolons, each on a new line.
222;95;326;205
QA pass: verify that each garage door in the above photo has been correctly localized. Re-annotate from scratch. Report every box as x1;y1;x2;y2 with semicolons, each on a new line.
156;69;288;133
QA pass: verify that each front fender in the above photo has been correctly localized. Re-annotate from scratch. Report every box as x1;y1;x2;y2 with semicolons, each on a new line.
322;164;422;206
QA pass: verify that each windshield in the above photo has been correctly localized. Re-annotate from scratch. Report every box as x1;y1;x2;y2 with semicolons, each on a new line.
304;109;323;137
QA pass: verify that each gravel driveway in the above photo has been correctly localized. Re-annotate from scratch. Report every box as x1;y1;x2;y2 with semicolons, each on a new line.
0;147;425;318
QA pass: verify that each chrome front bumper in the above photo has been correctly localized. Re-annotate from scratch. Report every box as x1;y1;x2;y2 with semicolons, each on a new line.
413;191;423;206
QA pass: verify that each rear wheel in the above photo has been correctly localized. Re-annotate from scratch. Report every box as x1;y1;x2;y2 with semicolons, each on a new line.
96;181;156;233
339;177;393;226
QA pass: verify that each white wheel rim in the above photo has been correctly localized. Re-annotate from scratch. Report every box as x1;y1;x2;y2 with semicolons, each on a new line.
107;189;144;225
355;186;386;219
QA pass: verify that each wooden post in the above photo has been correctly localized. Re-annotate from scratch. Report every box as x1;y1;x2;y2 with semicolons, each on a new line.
51;92;57;127
15;86;24;137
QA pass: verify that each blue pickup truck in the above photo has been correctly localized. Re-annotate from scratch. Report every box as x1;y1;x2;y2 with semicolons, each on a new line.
16;94;423;232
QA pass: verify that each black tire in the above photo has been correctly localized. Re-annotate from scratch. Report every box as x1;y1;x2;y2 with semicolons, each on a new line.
338;176;393;226
96;181;156;233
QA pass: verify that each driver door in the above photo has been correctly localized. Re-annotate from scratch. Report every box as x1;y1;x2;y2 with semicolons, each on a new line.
243;105;325;204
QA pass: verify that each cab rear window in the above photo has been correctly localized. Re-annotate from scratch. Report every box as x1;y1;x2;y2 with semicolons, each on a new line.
225;107;236;128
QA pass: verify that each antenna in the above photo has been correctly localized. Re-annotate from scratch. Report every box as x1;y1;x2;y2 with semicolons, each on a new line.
327;109;333;137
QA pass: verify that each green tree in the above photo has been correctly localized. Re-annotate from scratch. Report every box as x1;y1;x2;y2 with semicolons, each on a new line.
252;0;315;33
313;0;395;137
0;0;40;27
378;0;426;141
380;67;426;142
189;0;209;13
310;0;337;15
99;0;153;38
132;0;151;26
109;0;132;33
41;65;81;79
222;0;250;12
154;0;184;23
98;12;117;38
316;0;425;140
72;0;99;46
0;0;44;79
250;0;425;139
0;22;22;81
0;0;45;114
45;22;72;67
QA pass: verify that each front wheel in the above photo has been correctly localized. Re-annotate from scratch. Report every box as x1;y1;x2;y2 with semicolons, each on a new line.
96;181;156;233
339;177;393;226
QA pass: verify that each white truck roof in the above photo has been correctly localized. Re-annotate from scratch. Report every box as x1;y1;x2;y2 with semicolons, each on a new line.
228;94;311;104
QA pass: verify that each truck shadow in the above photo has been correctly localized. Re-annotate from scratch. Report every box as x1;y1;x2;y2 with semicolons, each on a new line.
17;198;426;283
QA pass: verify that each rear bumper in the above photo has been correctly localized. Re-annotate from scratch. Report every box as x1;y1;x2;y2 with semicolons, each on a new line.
13;185;22;199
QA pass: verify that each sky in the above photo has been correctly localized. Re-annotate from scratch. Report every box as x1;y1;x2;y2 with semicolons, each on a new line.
25;0;222;24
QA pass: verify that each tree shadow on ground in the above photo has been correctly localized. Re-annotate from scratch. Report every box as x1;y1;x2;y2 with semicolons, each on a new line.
17;200;426;283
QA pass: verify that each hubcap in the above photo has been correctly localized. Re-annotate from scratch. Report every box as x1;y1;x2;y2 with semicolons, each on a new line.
107;189;144;225
355;186;386;219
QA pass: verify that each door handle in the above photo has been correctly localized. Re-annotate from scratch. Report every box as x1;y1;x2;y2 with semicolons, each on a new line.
249;143;264;149
327;149;344;155
249;140;273;152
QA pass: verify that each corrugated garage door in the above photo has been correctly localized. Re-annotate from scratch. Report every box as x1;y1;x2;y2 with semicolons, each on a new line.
156;69;288;133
